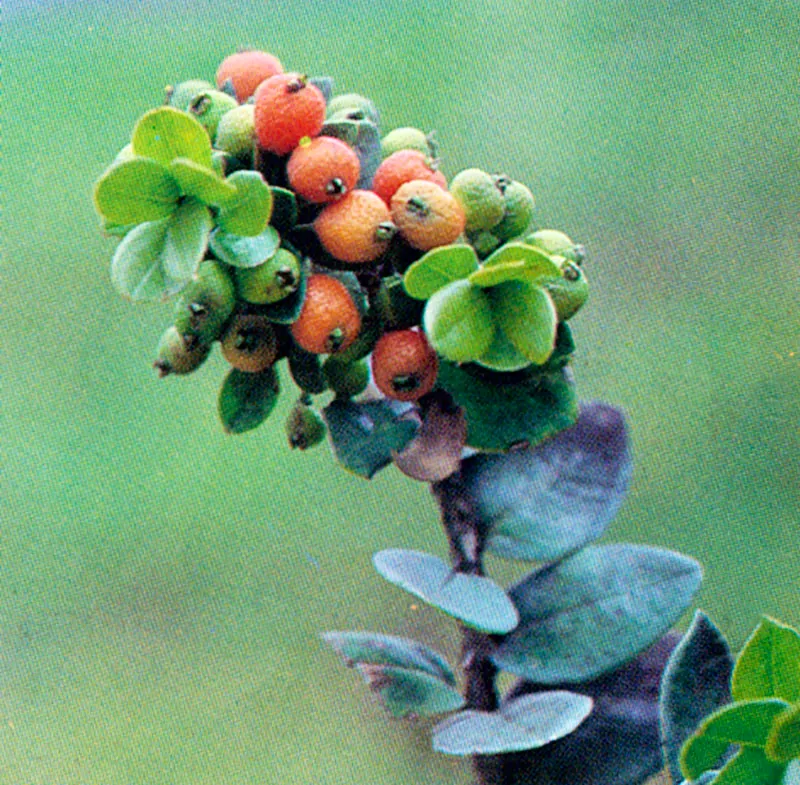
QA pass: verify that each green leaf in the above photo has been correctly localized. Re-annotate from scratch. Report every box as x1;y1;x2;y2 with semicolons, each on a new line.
218;367;280;434
767;703;800;763
423;279;496;363
217;170;273;236
132;106;212;168
109;202;211;302
93;158;180;224
352;119;382;189
489;281;558;365
483;241;561;278
321;631;457;685
460;402;632;563
435;360;578;451
372;549;519;634
354;664;465;718
469;259;533;288
209;226;281;268
681;700;790;780
474;326;531;372
403;244;480;299
168;157;237;205
322;399;418;478
493;544;703;684
432;691;592;756
711;748;788;785
320;118;360;146
733;618;800;704
660;611;734;785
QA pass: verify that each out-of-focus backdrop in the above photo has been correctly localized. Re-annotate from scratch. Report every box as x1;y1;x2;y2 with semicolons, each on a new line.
4;0;798;782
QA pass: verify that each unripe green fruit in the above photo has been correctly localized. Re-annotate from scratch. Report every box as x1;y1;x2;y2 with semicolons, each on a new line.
526;229;574;256
214;104;255;158
286;399;327;450
154;325;211;376
234;248;301;304
221;313;279;372
492;177;535;241
188;90;239;140
323;356;370;399
326;93;380;125
380;127;431;159
468;229;502;258
542;259;589;321
174;260;236;343
449;169;505;233
166;79;214;111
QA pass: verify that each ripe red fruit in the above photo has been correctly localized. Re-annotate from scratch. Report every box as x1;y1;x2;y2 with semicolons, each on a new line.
370;328;439;402
371;149;447;205
215;50;284;102
287;136;361;204
253;73;326;156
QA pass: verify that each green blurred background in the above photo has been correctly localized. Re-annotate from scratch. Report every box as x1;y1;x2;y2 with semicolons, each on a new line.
3;0;799;782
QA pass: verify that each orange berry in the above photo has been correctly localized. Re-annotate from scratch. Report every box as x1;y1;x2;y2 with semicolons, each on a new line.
314;189;395;264
371;149;447;205
390;180;466;251
215;50;284;102
370;328;439;402
253;73;326;156
291;274;362;355
286;136;361;204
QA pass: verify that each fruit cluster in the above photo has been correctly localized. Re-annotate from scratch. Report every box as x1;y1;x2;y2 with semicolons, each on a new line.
92;48;589;456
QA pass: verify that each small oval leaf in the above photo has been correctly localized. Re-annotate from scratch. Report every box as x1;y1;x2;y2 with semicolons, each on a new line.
732;618;800;704
432;691;592;756
209;226;281;268
403;245;480;300
217;170;273;237
489;281;558;365
372;549;519;634
132;106;212;168
168;157;237;205
482;242;561;280
161;199;213;281
218;366;280;434
94;158;180;224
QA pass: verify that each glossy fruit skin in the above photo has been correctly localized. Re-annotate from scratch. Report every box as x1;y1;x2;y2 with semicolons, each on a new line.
174;260;236;344
221;313;279;372
215;50;283;102
314;189;394;264
371;149;447;205
390;179;466;251
449;168;505;233
290;273;361;355
253;73;326;156
154;325;211;376
370;328;439;402
235;248;301;304
214;104;255;158
286;136;361;204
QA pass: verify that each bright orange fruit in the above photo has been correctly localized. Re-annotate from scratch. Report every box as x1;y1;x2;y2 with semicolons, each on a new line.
253;73;326;156
215;50;284;102
287;136;361;204
314;189;395;264
370;328;439;401
390;180;466;251
291;274;362;354
371;149;447;205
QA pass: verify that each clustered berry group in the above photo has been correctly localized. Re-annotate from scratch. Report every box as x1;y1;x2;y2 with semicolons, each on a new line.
93;48;589;453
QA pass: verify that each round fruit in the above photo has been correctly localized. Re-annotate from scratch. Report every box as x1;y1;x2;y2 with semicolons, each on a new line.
370;328;439;402
290;273;361;355
166;79;214;111
326;93;380;124
253;73;326;156
221;314;279;372
286;398;327;450
371;149;447;205
154;326;211;377
449;168;505;233
215;50;283;102
492;176;535;241
174;260;236;343
314;189;395;264
380;127;432;159
390;179;466;251
235;248;301;304
188;89;239;140
214;104;255;158
525;229;574;255
287;136;360;204
323;355;370;398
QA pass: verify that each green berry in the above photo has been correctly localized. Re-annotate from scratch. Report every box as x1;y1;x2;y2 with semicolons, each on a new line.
154;325;211;376
323;356;370;399
165;79;214;111
188;89;239;140
492;177;535;241
286;399;327;450
449;168;505;233
380;127;431;159
526;229;575;256
214;103;255;159
234;248;301;304
326;93;380;125
542;259;589;321
174;260;236;343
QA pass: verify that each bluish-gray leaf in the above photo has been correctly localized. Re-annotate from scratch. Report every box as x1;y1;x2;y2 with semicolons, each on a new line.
432;691;592;756
493;544;702;683
461;402;631;563
501;632;679;785
660;611;734;784
373;549;519;634
323;399;418;479
353;120;382;189
208;226;281;268
321;631;456;685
